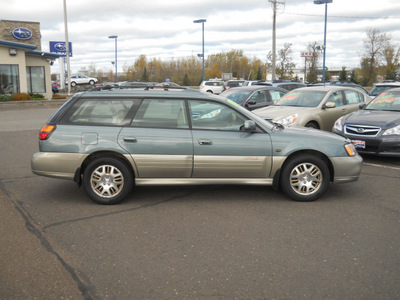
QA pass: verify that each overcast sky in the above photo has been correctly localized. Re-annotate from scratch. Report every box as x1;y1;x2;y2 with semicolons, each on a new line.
3;0;400;75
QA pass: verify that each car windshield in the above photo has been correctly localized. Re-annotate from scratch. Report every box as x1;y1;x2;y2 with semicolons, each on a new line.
365;91;400;111
275;90;326;107
370;86;398;97
221;89;252;104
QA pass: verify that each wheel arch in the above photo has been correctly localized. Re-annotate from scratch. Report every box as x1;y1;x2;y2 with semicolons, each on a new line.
273;149;334;190
305;120;320;129
75;151;136;186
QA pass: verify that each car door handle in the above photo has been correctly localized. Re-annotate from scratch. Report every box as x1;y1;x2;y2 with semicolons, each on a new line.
198;139;212;145
123;137;137;143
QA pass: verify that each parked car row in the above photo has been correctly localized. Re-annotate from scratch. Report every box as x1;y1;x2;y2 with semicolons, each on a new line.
218;83;399;157
199;79;306;95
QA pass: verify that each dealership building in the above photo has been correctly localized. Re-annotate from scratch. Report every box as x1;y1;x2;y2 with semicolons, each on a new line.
0;20;60;99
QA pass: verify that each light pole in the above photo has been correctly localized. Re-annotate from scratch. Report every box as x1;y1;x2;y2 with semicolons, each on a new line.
314;0;332;84
193;19;206;82
108;35;118;83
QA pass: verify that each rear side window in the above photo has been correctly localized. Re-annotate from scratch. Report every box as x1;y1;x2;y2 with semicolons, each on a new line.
344;90;364;104
61;99;136;125
131;99;188;129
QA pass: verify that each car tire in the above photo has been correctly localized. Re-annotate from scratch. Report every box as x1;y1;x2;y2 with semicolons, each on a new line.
71;81;76;87
83;156;133;205
280;154;329;202
89;80;95;85
305;121;319;129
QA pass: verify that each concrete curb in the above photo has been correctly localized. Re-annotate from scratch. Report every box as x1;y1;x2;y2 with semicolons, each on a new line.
0;99;68;109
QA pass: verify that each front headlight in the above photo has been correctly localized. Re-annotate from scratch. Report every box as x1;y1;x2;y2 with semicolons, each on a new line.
344;143;357;156
333;116;343;132
276;113;298;126
383;124;400;136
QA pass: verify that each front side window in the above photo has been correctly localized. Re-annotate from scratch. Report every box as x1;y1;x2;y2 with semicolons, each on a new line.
132;99;188;129
327;91;344;106
189;100;248;131
248;90;268;104
27;66;45;93
0;64;19;94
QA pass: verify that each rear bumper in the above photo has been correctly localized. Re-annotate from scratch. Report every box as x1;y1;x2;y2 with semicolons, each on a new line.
31;152;87;180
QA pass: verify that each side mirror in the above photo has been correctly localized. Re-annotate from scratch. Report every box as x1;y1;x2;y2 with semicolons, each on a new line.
359;103;366;109
324;101;336;108
246;99;257;106
244;120;256;132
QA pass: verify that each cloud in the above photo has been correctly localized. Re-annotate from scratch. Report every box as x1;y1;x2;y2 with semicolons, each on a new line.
3;0;400;74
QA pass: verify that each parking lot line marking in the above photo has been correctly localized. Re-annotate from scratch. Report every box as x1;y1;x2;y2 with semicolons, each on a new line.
364;162;400;171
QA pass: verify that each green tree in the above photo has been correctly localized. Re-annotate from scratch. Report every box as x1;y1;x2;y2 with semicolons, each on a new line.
182;73;190;86
141;67;149;82
256;66;263;80
339;67;347;81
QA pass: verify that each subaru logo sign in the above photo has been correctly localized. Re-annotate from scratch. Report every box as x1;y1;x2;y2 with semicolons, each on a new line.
49;41;73;57
12;27;33;40
54;43;66;51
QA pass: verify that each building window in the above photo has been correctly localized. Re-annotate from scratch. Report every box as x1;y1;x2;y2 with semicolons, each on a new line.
27;66;45;93
0;64;19;94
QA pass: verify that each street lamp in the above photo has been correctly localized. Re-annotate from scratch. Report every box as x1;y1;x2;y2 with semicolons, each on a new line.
314;0;332;84
108;35;118;83
193;19;206;82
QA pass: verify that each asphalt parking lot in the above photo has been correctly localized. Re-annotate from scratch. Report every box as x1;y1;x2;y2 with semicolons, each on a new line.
1;101;399;299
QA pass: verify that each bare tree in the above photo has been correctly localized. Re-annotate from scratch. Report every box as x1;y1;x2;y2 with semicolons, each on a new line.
361;28;390;85
306;42;320;83
382;41;400;80
267;43;295;80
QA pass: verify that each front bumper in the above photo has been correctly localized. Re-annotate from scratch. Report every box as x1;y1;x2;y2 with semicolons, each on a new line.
334;131;400;157
330;155;363;183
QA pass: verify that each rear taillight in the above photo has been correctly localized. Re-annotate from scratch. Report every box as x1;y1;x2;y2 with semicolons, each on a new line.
39;124;56;140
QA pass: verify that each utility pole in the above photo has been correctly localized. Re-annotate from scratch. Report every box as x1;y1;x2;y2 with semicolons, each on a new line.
269;0;285;81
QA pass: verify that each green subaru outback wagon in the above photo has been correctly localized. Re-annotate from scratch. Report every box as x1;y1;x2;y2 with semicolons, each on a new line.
31;87;362;204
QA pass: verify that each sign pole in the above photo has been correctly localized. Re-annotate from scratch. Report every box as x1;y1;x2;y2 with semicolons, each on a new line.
63;0;71;95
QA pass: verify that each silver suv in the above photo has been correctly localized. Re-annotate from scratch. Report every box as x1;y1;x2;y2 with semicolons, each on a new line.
32;87;362;205
69;75;98;87
199;80;224;94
